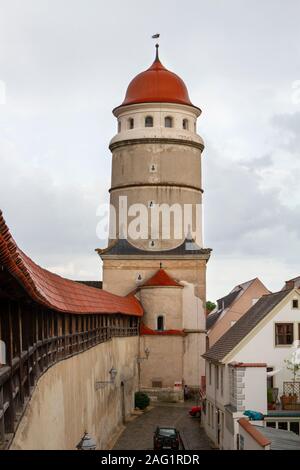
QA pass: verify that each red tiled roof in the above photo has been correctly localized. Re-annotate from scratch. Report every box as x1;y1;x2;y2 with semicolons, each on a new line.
140;269;182;288
238;418;271;447
140;323;185;336
0;211;143;316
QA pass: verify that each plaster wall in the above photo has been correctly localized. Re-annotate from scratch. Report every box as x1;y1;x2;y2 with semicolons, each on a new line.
11;337;139;450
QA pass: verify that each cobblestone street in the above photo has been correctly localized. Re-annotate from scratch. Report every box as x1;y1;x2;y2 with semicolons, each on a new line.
113;403;213;450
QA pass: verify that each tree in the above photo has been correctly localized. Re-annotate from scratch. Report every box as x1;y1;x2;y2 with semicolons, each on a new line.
284;354;300;395
135;391;150;410
206;301;216;314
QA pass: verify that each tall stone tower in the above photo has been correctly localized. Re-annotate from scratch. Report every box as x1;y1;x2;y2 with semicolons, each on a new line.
98;46;211;399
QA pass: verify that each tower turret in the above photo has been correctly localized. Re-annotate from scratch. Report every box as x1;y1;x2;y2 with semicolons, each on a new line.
108;46;205;250
98;47;211;399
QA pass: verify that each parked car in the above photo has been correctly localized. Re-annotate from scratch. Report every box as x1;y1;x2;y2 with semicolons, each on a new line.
153;427;182;450
189;406;202;418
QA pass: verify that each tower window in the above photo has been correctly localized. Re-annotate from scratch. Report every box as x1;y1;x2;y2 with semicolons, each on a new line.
118;120;121;132
149;163;157;173
183;119;189;130
164;116;173;128
145;116;153;127
157;316;164;331
128;118;134;129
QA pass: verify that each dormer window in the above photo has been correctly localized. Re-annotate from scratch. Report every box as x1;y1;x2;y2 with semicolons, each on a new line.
145;116;153;127
183;119;189;130
128;118;134;129
157;316;164;331
165;116;173;128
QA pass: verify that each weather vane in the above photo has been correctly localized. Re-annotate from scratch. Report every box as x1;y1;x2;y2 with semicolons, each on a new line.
152;34;160;59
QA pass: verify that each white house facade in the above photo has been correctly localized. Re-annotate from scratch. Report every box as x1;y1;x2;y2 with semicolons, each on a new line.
203;283;300;450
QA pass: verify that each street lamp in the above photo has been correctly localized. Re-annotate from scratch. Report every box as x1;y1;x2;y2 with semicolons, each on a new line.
76;432;96;450
95;367;118;390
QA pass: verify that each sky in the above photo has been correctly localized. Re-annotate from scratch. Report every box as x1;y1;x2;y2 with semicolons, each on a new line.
0;0;300;301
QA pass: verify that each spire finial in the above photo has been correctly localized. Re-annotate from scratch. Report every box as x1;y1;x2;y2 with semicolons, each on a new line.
152;33;160;61
155;43;159;61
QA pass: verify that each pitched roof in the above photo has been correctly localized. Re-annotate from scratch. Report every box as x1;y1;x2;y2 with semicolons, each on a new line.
252;425;300;450
0;211;143;316
206;287;243;330
206;310;223;330
238;419;271;448
140;269;182;288
97;237;212;258
203;289;292;362
206;278;268;330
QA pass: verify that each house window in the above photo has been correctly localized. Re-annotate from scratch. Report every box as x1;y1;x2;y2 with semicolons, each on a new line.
152;380;162;388
183;119;189;130
275;323;294;346
209;363;212;385
128;118;134;129
164;116;173;128
118;120;121;132
157;316;164;331
145;116;153;127
292;299;299;309
149;163;157;173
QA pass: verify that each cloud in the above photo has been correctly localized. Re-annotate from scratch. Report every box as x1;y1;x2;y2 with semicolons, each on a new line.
0;0;300;299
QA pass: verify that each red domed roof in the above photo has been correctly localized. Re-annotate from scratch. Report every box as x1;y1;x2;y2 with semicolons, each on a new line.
118;47;196;109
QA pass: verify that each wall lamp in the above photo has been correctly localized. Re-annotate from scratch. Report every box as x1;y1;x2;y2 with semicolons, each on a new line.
137;347;150;364
76;432;97;451
95;367;118;390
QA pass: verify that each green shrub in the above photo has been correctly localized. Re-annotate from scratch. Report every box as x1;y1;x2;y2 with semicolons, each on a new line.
135;391;150;410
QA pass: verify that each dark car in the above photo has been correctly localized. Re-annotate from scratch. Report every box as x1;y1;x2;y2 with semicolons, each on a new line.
153;427;182;450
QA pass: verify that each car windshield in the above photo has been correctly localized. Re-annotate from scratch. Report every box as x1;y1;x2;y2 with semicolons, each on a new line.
158;428;176;437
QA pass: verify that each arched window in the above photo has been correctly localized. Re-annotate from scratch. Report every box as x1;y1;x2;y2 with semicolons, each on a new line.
128;118;134;129
118;120;121;133
157;316;164;331
183;119;189;130
145;116;153;127
165;116;173;128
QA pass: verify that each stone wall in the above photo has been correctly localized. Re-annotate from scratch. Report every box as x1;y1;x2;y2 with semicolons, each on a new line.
10;337;139;450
